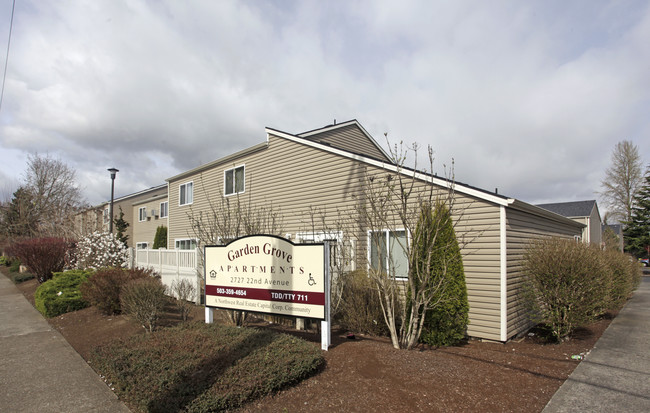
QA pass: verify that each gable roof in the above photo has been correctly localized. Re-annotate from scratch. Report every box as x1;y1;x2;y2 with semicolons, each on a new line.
536;200;598;218
266;124;583;228
296;120;392;162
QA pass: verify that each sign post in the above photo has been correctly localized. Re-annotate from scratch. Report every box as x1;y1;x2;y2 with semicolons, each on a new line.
321;241;331;350
204;235;330;350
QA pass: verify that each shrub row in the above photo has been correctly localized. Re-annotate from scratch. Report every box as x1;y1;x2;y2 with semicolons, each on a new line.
90;322;324;412
523;238;641;341
34;270;95;318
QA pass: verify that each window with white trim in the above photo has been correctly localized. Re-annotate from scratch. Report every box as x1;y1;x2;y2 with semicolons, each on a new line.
368;230;408;279
179;182;193;205
175;238;197;250
136;242;148;249
138;207;147;222
103;207;110;224
224;165;245;196
160;201;168;218
296;231;356;272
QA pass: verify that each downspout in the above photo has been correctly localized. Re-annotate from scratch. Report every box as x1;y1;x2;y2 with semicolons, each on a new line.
500;205;508;342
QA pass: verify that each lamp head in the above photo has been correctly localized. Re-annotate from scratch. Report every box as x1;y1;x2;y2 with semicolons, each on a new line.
107;168;119;179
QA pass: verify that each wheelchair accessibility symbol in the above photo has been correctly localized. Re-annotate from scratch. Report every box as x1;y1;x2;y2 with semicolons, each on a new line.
308;273;316;286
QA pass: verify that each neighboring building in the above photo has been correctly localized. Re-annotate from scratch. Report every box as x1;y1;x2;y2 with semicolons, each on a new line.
536;200;602;245
75;184;167;247
166;119;584;342
132;193;169;249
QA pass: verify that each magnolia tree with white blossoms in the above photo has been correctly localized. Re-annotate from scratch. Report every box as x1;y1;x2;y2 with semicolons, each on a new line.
73;231;130;269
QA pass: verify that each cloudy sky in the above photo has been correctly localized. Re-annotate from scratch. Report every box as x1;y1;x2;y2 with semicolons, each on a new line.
0;1;648;214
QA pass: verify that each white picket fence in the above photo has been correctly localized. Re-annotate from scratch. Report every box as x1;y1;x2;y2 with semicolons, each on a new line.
132;248;202;304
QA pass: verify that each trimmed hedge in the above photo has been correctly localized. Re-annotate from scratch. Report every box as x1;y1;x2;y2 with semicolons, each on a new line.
90;322;324;412
34;270;95;318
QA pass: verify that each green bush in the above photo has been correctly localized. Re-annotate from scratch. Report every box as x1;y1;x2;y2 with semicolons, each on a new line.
90;322;324;412
523;237;610;341
12;272;35;283
81;267;158;315
0;255;9;266
8;258;20;273
34;270;95;318
121;277;168;332
152;225;167;249
413;202;469;347
336;269;388;336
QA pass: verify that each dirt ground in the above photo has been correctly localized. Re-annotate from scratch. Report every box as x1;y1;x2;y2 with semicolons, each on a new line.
9;270;612;413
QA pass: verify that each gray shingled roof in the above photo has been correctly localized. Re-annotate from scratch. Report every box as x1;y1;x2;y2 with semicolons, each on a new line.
536;200;597;218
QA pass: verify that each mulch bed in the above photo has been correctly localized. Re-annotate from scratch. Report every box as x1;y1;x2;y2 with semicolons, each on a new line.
6;268;612;412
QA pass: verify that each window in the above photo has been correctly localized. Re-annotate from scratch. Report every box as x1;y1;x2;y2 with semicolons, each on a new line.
103;208;110;224
160;201;168;218
224;165;245;195
179;182;193;205
368;230;408;279
175;238;197;250
138;207;147;222
136;242;148;249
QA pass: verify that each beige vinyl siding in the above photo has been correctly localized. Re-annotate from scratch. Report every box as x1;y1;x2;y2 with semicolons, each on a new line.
91;186;167;248
168;135;506;339
303;124;390;162
505;208;583;339
132;198;168;248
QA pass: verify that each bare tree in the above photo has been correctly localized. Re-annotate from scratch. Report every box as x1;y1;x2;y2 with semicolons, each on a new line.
187;172;284;325
599;141;644;224
299;206;359;319
355;140;470;350
22;154;85;236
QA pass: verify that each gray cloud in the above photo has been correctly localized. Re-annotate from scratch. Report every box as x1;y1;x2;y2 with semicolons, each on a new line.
0;0;648;211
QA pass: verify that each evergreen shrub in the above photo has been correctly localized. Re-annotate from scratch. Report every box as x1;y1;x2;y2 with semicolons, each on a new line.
152;225;167;249
34;269;95;317
90;322;324;412
414;202;469;347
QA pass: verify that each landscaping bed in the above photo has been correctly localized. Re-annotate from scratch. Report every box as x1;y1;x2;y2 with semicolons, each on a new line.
8;269;612;412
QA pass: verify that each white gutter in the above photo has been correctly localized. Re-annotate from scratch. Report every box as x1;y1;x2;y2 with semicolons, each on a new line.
500;205;508;342
266;128;513;207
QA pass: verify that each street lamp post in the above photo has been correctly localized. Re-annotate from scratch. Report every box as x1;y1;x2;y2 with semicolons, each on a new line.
108;168;119;234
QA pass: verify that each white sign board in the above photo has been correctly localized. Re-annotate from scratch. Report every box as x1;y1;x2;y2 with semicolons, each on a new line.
204;235;326;320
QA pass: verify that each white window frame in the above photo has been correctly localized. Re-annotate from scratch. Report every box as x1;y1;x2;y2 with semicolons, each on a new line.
103;207;110;224
224;165;245;196
179;181;193;206
367;229;409;280
297;231;356;272
138;207;147;222
136;242;148;249
160;201;168;218
175;238;198;250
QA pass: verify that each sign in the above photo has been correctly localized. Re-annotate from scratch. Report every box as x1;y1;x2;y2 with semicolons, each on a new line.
204;235;326;319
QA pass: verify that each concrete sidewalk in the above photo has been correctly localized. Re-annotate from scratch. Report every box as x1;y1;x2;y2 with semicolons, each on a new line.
543;276;650;412
0;274;130;413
